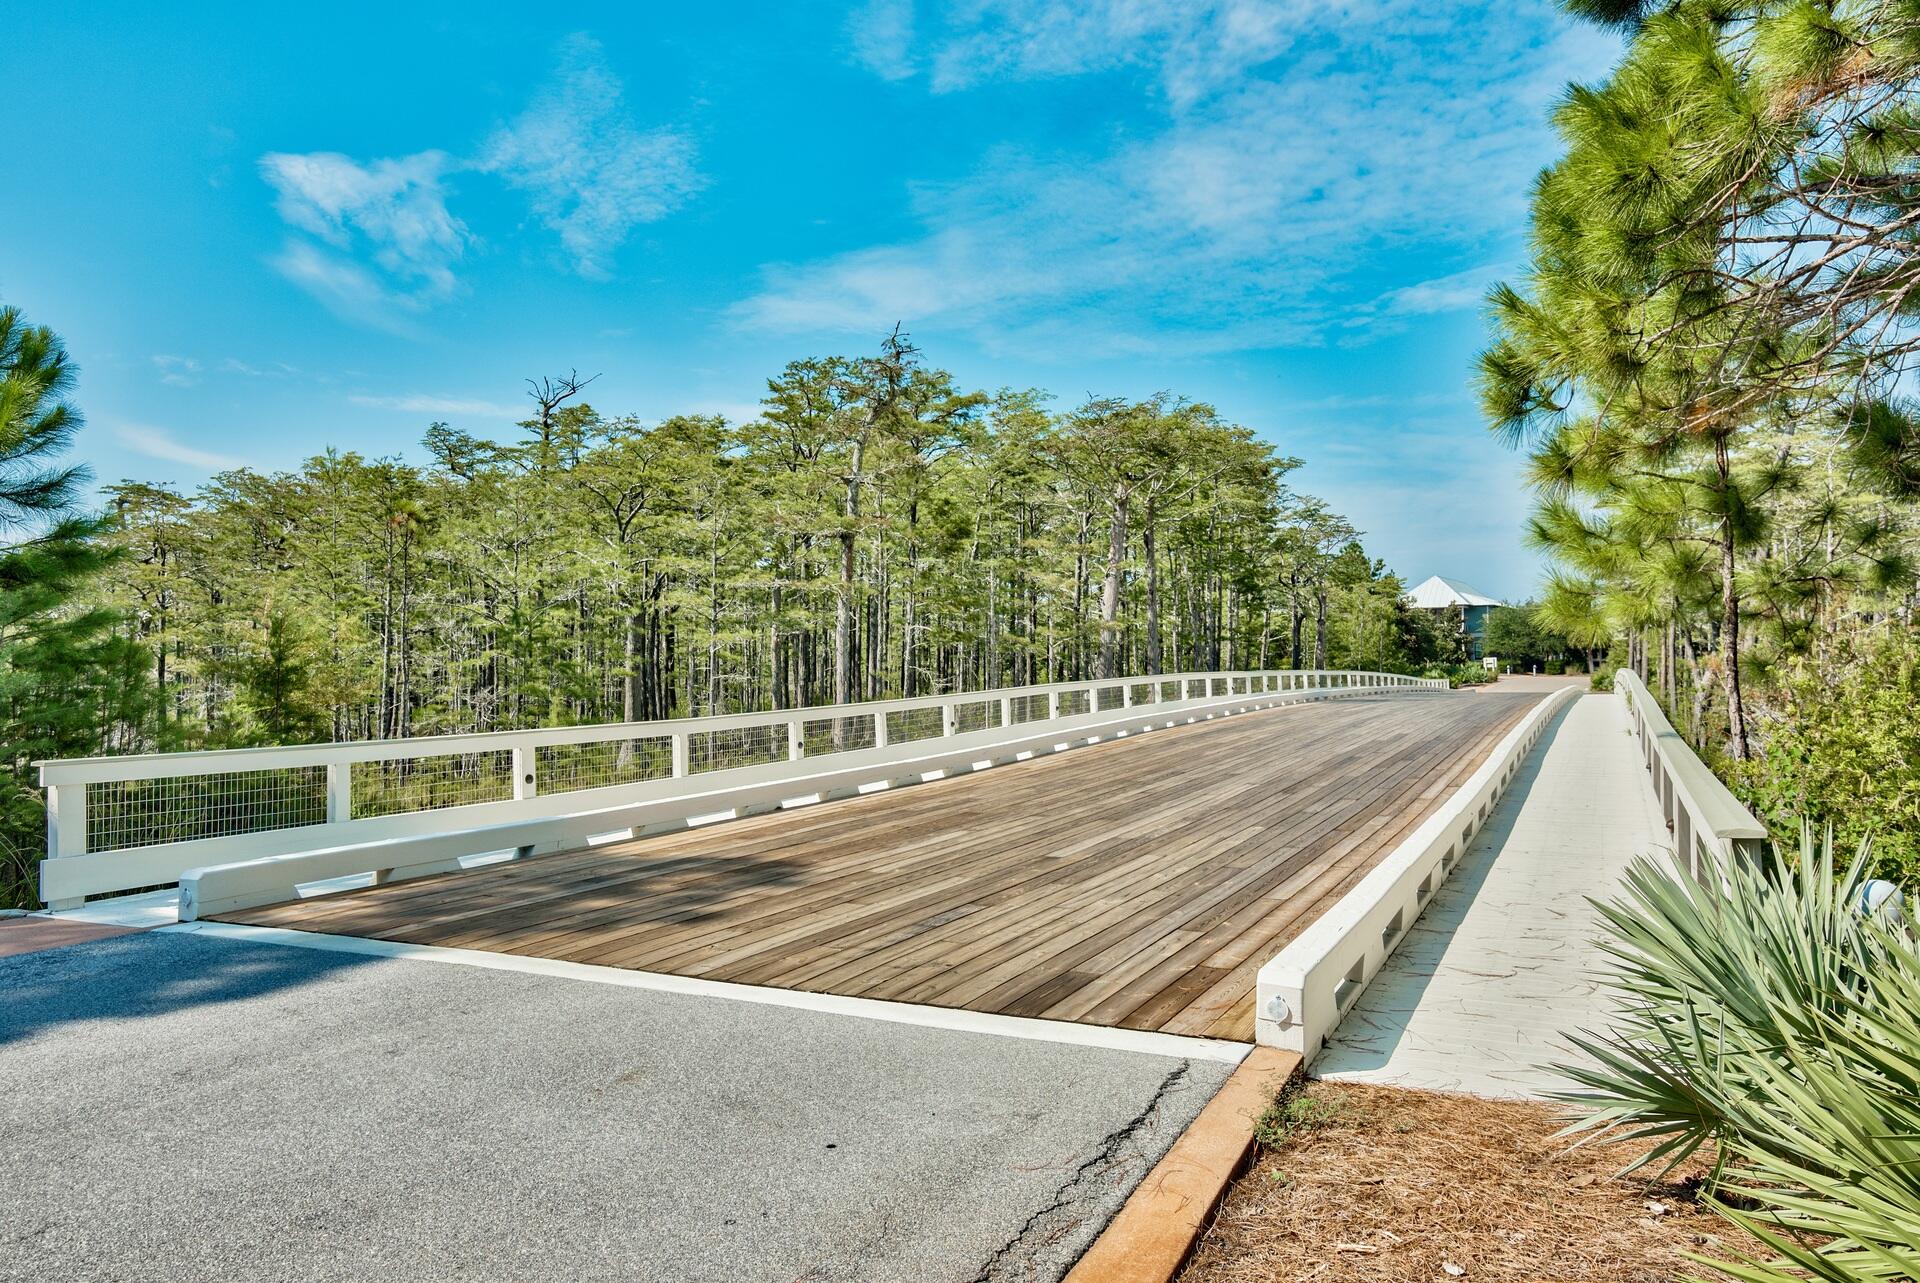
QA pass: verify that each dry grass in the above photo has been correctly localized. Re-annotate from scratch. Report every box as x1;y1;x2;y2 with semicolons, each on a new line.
1178;1080;1760;1283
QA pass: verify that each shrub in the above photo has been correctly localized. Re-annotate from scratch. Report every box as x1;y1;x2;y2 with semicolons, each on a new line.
1736;632;1920;890
1589;668;1614;692
1561;659;1587;676
1421;662;1494;689
1559;827;1920;1281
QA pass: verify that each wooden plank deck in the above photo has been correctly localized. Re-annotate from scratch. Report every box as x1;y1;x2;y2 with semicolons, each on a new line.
219;690;1543;1042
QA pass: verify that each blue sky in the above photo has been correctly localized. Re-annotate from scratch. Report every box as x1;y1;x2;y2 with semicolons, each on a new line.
4;2;1618;600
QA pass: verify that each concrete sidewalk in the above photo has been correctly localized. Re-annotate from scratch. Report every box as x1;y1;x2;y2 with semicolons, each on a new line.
1314;691;1667;1098
0;931;1235;1283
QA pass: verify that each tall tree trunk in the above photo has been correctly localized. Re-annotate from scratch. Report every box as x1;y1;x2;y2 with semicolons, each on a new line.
1313;588;1328;669
1098;486;1128;679
1716;437;1750;760
1143;502;1162;675
835;440;863;707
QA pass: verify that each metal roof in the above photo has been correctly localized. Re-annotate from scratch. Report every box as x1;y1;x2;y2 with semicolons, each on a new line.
1404;575;1503;609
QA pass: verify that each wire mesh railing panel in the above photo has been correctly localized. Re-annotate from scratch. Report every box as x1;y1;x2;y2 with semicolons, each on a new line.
1128;682;1156;705
1231;676;1248;694
802;714;876;757
1008;693;1050;725
1187;679;1208;699
1057;689;1091;717
691;723;787;773
886;705;946;745
353;752;515;818
1160;680;1182;702
1096;685;1126;712
954;699;1002;734
537;737;674;794
1212;677;1229;696
87;767;330;852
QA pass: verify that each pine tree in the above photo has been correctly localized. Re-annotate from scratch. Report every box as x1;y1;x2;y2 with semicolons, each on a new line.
1;304;149;905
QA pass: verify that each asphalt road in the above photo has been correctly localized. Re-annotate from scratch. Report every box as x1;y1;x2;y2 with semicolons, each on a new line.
1;931;1233;1283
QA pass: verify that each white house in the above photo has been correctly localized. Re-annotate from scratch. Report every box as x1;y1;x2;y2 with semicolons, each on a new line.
1405;575;1503;658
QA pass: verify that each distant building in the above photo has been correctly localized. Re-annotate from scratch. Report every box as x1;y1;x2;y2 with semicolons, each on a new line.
1405;575;1503;659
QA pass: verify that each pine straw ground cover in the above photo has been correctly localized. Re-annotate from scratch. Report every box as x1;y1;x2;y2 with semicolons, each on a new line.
1177;1080;1765;1283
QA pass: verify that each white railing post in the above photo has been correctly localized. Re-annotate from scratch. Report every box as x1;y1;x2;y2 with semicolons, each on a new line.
1048;690;1060;721
1000;693;1013;729
873;710;889;749
941;701;958;737
45;781;85;860
671;731;690;778
325;763;353;823
787;717;804;761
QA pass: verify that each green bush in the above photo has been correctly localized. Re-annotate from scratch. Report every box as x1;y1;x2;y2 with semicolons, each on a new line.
1589;668;1615;692
1559;827;1920;1281
1561;659;1587;676
1736;633;1920;890
1421;662;1494;689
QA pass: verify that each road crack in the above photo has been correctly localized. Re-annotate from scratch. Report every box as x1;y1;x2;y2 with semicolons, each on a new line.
968;1060;1192;1283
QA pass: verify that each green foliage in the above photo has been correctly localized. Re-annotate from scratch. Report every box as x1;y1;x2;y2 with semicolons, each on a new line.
1253;1083;1355;1148
1559;828;1920;1281
1482;602;1568;670
1588;667;1615;691
1421;662;1495;688
69;347;1432;756
0;302;154;907
1736;632;1920;889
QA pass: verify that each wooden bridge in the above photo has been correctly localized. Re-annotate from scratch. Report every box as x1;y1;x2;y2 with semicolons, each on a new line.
33;666;1765;1062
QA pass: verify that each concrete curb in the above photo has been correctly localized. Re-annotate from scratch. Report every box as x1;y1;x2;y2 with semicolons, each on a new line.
1063;1046;1301;1283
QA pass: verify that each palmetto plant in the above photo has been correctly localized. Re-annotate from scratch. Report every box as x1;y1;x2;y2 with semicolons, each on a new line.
1558;826;1920;1281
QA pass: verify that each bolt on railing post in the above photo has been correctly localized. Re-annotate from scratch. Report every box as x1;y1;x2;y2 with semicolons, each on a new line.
325;763;353;823
512;743;537;801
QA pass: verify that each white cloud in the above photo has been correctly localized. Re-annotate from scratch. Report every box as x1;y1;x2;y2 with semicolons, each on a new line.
1371;266;1503;319
348;393;523;418
477;33;704;279
260;149;469;299
848;0;918;81
261;33;703;324
267;239;430;336
740;1;1619;356
112;422;248;471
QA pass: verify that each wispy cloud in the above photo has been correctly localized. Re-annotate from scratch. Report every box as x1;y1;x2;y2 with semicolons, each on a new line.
150;354;202;387
260;148;469;316
738;1;1617;357
477;34;704;279
848;0;918;81
348;393;524;418
112;422;248;471
261;32;703;323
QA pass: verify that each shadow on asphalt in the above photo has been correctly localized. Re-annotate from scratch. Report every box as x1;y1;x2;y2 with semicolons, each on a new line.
0;931;378;1047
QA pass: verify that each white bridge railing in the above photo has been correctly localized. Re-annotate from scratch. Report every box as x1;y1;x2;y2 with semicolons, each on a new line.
38;668;1444;910
1614;670;1770;876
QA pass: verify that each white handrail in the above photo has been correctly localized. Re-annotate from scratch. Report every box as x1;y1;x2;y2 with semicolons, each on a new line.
1614;669;1769;878
39;668;1445;907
